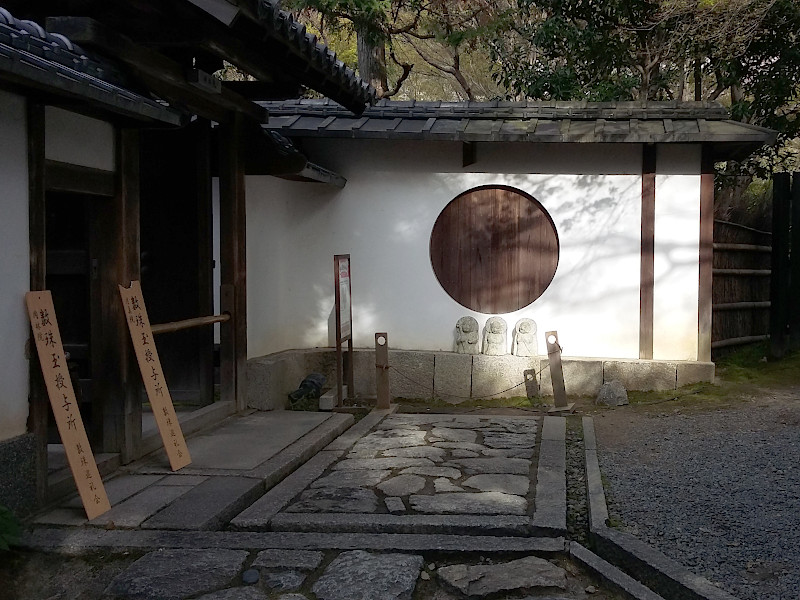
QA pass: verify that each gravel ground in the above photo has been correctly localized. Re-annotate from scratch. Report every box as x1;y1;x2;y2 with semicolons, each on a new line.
595;395;800;600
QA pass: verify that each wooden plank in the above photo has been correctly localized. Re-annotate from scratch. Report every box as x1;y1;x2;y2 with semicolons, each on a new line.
44;161;115;196
26;291;111;519
770;173;791;358
790;172;800;350
698;146;714;361
27;101;48;506
713;243;771;252
218;113;248;410
639;144;656;360
119;281;191;470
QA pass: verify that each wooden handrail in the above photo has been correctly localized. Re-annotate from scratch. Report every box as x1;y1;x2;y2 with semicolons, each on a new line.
713;301;771;311
711;335;769;349
712;269;771;276
151;313;230;335
713;243;772;252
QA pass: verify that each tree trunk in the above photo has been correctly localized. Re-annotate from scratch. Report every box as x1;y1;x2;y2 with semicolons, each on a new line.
357;26;388;97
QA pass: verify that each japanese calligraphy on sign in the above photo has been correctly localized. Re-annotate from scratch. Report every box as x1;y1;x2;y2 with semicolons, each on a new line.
25;291;111;520
119;281;191;471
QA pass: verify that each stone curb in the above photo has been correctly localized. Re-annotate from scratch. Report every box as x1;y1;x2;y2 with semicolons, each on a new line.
230;450;343;531
583;417;741;600
568;541;665;600
531;416;566;534
323;405;397;452
268;513;531;536
20;528;565;555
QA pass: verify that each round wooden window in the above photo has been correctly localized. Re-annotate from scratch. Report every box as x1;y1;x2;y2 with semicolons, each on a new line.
430;186;559;313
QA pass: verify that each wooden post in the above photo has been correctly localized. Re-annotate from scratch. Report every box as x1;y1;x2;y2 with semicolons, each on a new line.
770;173;791;358
375;333;390;409
91;129;141;463
639;144;656;360
698;146;714;362
195;119;215;405
27;101;48;505
546;331;573;413
790;172;800;350
218;113;248;411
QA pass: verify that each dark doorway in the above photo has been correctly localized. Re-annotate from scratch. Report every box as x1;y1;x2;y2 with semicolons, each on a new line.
140;121;214;408
44;191;99;443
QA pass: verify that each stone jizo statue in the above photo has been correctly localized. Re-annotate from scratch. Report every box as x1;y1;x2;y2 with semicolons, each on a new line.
455;316;480;354
512;318;538;357
482;317;507;356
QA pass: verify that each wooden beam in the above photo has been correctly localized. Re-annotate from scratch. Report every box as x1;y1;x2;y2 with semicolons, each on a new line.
218;112;248;411
698;145;714;362
45;161;115;196
46;17;267;123
222;80;303;100
27;101;48;507
92;129;141;462
639;144;656;360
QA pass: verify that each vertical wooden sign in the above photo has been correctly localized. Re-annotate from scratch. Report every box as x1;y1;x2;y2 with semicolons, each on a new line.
26;291;111;520
334;255;354;406
119;281;191;470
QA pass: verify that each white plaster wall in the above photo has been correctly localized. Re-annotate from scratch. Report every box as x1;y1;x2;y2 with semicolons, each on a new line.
653;145;701;360
0;91;31;440
45;106;115;171
247;140;647;360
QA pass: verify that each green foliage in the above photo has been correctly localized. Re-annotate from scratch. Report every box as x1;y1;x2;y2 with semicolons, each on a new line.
0;505;21;552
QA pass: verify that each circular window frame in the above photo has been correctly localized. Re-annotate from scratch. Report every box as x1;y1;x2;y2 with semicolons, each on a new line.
429;185;560;314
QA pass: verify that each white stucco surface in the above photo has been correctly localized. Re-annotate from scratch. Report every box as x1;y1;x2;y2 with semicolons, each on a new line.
246;141;657;360
0;90;31;440
653;145;701;360
45;106;115;171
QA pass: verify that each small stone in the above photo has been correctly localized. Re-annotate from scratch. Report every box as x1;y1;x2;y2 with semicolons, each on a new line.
242;569;260;585
586;584;598;594
595;381;629;406
428;563;436;571
410;492;526;515
420;571;431;581
263;570;306;592
286;487;378;513
437;556;566;596
385;497;406;513
401;466;461;479
434;478;464;493
312;550;423;600
430;428;478;443
462;474;529;495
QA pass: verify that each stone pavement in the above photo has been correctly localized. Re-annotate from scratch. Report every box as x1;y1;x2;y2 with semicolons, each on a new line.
21;407;669;599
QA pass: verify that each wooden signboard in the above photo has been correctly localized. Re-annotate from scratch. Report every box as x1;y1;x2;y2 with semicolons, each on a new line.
334;255;354;406
26;291;111;520
119;281;191;470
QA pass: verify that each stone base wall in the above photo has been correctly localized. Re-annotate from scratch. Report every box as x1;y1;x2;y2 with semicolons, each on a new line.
0;433;37;518
247;349;715;411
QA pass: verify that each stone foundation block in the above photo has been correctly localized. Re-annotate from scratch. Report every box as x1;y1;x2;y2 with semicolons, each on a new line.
352;350;375;397
0;433;37;518
247;355;292;411
676;361;715;387
389;350;435;399
539;359;603;397
604;360;677;391
471;355;538;399
433;352;472;402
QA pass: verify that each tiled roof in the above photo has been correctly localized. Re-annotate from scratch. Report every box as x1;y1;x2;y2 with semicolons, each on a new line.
260;99;776;159
257;1;376;113
0;6;184;125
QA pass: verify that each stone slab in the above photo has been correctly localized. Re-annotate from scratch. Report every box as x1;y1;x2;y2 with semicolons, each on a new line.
603;360;677;391
445;457;531;475
90;484;194;528
334;457;435;470
532;439;566;533
568;542;666;600
22;527;566;554
377;474;426;496
433;352;472;403
437;555;567;596
462;474;529;495
676;361;715;387
541;416;565;442
325;407;395;452
382;446;447;461
103;548;249;600
401;466;461;479
471;354;538;399
230;451;341;530
539;358;604;397
389;350;435;399
195;588;270;600
312;469;391;488
410;492;527;515
269;513;532;536
142;476;264;531
312;550;423;600
64;474;165;508
385;497;406;513
285;486;379;513
252;549;324;571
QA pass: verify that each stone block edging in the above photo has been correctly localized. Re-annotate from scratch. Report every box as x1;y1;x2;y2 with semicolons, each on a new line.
583;417;740;600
